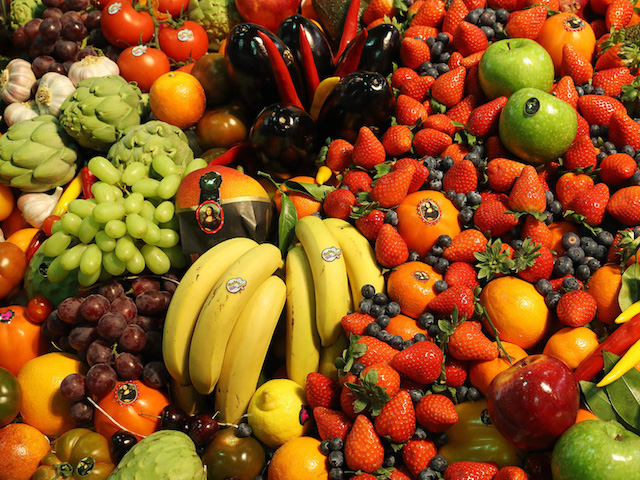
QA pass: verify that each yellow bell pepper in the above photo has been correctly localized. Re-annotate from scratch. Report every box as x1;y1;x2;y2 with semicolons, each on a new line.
52;174;83;217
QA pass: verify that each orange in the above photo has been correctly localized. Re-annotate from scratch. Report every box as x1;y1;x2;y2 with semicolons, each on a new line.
17;352;87;437
6;228;39;253
0;185;14;222
268;436;330;480
396;190;462;258
575;408;598;423
149;71;206;129
543;326;600;370
548;221;579;256
586;263;623;324
468;341;528;395
0;423;50;480
387;261;443;319
0;306;46;377
386;313;429;341
273;176;322;219
0;205;30;238
479;276;552;350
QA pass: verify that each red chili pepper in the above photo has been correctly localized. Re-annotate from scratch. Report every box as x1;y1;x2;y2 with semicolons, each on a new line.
208;143;254;166
25;229;47;264
256;30;304;110
299;25;321;101
574;313;640;382
336;0;361;59
334;27;369;78
81;166;98;199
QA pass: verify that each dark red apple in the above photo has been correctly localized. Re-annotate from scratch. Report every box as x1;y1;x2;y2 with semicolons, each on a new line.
486;354;579;451
235;0;302;32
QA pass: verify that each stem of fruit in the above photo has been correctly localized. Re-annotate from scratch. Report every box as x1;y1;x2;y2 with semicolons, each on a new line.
85;396;147;438
479;305;514;364
336;0;361;59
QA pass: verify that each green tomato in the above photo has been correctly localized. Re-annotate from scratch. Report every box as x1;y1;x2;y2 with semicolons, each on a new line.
0;366;22;427
201;428;265;480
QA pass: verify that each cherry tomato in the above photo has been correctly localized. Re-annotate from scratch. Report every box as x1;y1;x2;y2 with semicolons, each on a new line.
535;13;596;73
158;21;209;63
0;306;46;376
195;105;249;151
0;367;21;428
0;242;27;298
42;215;60;237
26;296;53;324
117;46;171;93
153;0;190;17
101;0;155;49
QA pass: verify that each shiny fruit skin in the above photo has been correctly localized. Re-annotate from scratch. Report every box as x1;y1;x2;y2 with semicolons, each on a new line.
201;427;266;480
0;367;21;427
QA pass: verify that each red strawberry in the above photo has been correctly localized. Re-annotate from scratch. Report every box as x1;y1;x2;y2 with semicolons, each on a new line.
404;25;441;41
486;157;525;192
568;182;610;225
508;165;547;214
444;261;479;290
453;21;487;57
466;96;508;138
442;0;469;34
411;0;446;27
355;209;385;240
517;244;554;284
563;135;598;171
549;275;584;292
555;172;594;208
607;185;640;225
382;124;413;157
441;143;470;162
400;75;435;102
326;139;353;172
599;152;637;186
342;169;373;194
461;50;485;68
413;128;453;156
396;94;429;126
362;0;397;25
374;390;416;443
391;67;419;89
561;44;594;85
444;461;499;480
577;94;626;126
361;362;401;397
485;136;512;160
341;312;375;337
609;110;640;150
400;37;431;70
556;290;597;327
448;321;499;361
370;164;414;208
448;50;464;69
442;159;478;194
352;474;377;480
444;357;469;387
551;76;579;109
521;216;552;250
353;127;386;170
389;468;413;480
340;375;360;419
494;466;530;480
576;112;591;137
605;0;634;30
394;157;430;193
592;67;635;96
402;439;438;478
323;188;357;220
428;285;476;319
594;43;628;71
431;66;466;108
464;64;482;96
473;200;518;237
505;5;546;38
487;0;518;10
305;372;340;409
390;340;443;385
357;335;399;367
344;414;385;473
443;229;488;263
423;114;457;136
415;393;459;432
375;224;409;268
446;93;479;125
313;406;353;441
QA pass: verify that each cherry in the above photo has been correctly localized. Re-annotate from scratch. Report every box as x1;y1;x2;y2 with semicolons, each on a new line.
160;405;189;433
188;413;220;447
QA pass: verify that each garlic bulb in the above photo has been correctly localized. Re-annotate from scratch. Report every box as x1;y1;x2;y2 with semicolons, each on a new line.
0;58;36;104
67;55;120;86
4;100;39;126
17;187;63;228
35;72;75;117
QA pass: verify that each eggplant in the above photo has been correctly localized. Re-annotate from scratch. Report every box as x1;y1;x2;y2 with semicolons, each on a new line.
335;23;400;78
316;71;394;143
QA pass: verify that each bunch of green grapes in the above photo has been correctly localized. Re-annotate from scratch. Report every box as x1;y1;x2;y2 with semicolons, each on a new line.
43;155;208;287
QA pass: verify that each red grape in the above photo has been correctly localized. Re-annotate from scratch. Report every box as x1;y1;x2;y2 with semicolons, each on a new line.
162;274;179;295
43;7;63;19
136;291;171;316
85;363;117;396
47;62;67;75
100;280;124;303
142;361;169;389
129;315;155;332
65;0;89;10
70;400;94;425
68;325;98;350
113;352;143;380
43;0;65;8
60;373;87;402
24;19;43;40
58;297;84;324
80;294;110;322
12;27;30;49
84;9;102;30
97;312;126;341
142;331;163;360
87;339;114;366
30;35;55;58
118;324;146;353
54;39;78;61
132;278;161;297
39;16;62;41
46;310;67;336
111;296;137;321
61;19;87;41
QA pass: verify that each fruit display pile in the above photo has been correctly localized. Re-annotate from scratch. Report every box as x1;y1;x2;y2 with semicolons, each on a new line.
4;0;640;478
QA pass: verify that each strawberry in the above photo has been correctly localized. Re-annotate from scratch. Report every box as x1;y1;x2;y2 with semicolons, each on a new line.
609;110;640;150
431;66;467;108
400;37;431;71
325;139;354;173
446;93;479;125
355;209;385;240
487;0;519;10
444;461;499;480
443;229;488;263
361;362;401;397
485;136;512;160
448;320;499;361
396;94;429;126
473;200;518;237
305;372;340;409
371;164;414;208
505;5;546;38
521;216;552;250
461;50;485;68
486;157;525;192
448;50;464;69
353;127;386;170
428;284;476;319
342;169;373;194
340;376;360;419
444;357;468;387
374;390;416;443
357;335;399;367
323;188;357;220
516;243;554;284
576;112;591;137
605;0;634;30
402;439;438;479
551;76;579;109
423;114;457;136
341;312;375;337
411;0;446;27
563;135;598;171
441;143;470;162
375;224;409;268
394;157;430;193
389;468;413;480
362;0;397;25
344;414;385;473
442;159;478;194
561;44;594;85
391;67;419;89
400;75;435;103
607;185;640;225
466;96;508;138
390;340;443;385
453;21;487;57
556;173;594;209
416;393;459;432
556;290;597;327
352;474;377;480
494;466;530;480
481;192;509;206
413;128;453;156
442;0;469;34
594;44;629;71
599;152;637;186
577;94;627;126
444;261;479;290
313;406;353;441
382;124;413;157
592;67;635;96
464;64;482;96
404;24;441;41
549;275;584;292
508;165;547;214
568;182;610;226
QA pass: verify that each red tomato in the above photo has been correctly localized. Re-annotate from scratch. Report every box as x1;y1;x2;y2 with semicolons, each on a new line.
100;0;155;49
26;296;53;324
118;46;171;93
158;21;209;63
0;306;46;376
153;0;190;17
0;242;27;298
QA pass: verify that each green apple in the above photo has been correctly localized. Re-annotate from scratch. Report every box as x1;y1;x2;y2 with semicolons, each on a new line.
478;38;555;99
498;87;577;165
552;420;640;480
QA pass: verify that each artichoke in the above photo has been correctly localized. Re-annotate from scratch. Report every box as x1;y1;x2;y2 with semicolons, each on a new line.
107;120;195;175
188;0;241;51
9;0;45;31
59;75;147;152
0;115;78;192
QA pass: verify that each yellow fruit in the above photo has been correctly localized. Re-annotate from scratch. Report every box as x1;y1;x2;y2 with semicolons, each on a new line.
586;263;623;324
268;436;330;480
543;326;600;370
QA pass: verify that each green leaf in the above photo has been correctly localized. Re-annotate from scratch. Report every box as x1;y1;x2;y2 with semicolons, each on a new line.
373;163;393;179
277;192;297;255
438;319;455;335
603;351;640;432
620;263;640;311
282;181;334;201
580;380;620;422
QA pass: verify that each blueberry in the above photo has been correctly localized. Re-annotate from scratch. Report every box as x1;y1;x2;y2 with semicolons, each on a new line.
566;246;585;264
418;468;439;480
427;323;441;338
430;244;444;257
329;437;343;451
458;206;474;225
414;426;428;440
554;256;574;277
453;192;467;209
365;322;381;336
351;362;365;376
536;279;553;295
441;156;455;170
436;31;450;43
385;301;401;317
575;264;591;281
437;234;453;247
236;422;252;437
390;335;404;348
629;170;640;186
545;291;562;309
373;292;389;305
401;339;415;350
562;276;581;291
434;257;450;274
384;210;398;226
583;83;594;94
549;200;563;215
593;86;606;95
510;239;524;251
414;333;428;342
424;253;438;266
328;450;344;467
429;178;443;190
590;124;601;138
320;439;331;455
433;432;449;448
437;63;450;74
561;232;581;251
425;37;436;47
587;257;601;272
369;304;384;318
466;387;481;401
409;250;421;262
361;284;376;299
418;312;435;329
359;298;372;314
623;144;636;156
383;453;397;467
595;245;608;261
467;190;482;206
434;279;449;293
456;385;468;403
376;315;391;328
480;25;495;39
329;467;344;480
581;237;598;256
575;85;584;96
409;389;423;403
429;454;448;473
466;8;483;23
431;41;444;57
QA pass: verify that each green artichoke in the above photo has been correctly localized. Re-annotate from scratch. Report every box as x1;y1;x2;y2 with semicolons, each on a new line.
107;120;195;175
0;115;78;192
59;75;147;152
188;0;241;51
9;0;45;31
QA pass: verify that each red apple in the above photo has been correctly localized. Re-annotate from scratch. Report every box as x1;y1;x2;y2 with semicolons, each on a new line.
235;0;302;32
486;354;579;451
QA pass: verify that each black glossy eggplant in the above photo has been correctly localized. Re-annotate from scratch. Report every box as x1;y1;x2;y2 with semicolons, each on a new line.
225;23;306;118
334;23;400;78
316;71;395;143
250;103;318;179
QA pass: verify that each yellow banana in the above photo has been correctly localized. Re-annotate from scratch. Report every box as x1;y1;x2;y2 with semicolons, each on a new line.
162;237;258;384
323;217;385;306
169;378;206;416
215;275;286;423
295;215;351;347
285;246;321;387
189;243;284;394
319;332;349;381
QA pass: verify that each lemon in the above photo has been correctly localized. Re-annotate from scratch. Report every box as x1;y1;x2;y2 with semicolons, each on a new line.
247;379;312;448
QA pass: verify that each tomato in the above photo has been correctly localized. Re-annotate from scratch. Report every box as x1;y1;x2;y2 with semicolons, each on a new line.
100;0;155;49
0;306;46;376
158;21;209;63
175;62;195;73
94;380;170;441
190;53;233;107
153;0;190;17
0;367;21;428
535;12;596;73
117;46;171;93
201;428;266;480
26;296;53;324
42;215;60;237
0;241;27;298
195;105;249;151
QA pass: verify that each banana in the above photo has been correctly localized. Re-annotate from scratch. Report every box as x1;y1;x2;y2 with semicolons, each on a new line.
162;237;258;384
189;243;284;394
323;217;386;306
285;246;321;387
215;275;287;423
319;332;349;381
295;215;351;347
169;378;206;416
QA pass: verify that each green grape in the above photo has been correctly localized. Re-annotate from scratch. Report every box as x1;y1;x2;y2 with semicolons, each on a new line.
141;245;171;275
51;220;64;234
80;244;102;276
140;201;157;222
121;162;148;186
151;155;179;178
88;156;122;185
95;230;116;252
126;247;145;274
115;235;136;262
91;182;116;203
102;251;126;276
78;216;101;244
154;201;175;224
114;187;124;202
47;255;70;283
157;173;182;200
43;231;72;257
60;212;82;237
125;213;148;239
157;228;179;248
132;178;160;199
159;216;180;231
104;220;127;239
60;244;88;271
92;203;126;224
163;245;188;269
78;267;102;287
124;192;144;214
142;222;162;246
183;158;208;177
68;199;96;219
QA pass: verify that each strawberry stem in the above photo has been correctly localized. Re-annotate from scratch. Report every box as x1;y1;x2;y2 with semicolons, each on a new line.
478;305;514;364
